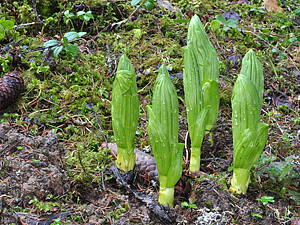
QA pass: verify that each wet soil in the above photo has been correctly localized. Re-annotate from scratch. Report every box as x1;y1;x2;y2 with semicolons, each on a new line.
0;121;297;224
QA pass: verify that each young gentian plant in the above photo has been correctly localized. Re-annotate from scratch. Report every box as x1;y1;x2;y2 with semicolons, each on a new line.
147;65;184;207
187;15;219;143
184;18;211;172
111;55;139;172
230;49;268;194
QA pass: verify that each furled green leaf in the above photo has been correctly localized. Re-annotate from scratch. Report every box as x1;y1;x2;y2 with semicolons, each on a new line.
152;65;179;149
230;123;268;194
115;70;133;94
112;55;139;150
183;42;203;131
231;50;267;194
234;123;269;169
166;143;184;187
203;80;220;131
147;106;171;175
190;105;211;148
147;64;182;189
240;49;264;110
111;55;139;171
231;74;260;147
188;15;219;82
185;14;219;147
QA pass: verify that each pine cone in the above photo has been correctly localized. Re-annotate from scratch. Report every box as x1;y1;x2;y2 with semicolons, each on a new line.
0;72;24;110
102;142;159;184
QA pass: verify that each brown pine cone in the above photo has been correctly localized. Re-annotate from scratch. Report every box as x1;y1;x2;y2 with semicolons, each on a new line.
0;72;24;110
102;143;159;185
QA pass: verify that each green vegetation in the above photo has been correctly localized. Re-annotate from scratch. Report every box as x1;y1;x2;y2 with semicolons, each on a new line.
256;196;275;206
186;15;220;146
1;0;300;223
112;54;139;172
230;49;269;194
183;15;211;172
147;65;184;207
0;17;14;39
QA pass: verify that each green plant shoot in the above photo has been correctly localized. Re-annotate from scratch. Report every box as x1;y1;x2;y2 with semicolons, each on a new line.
187;15;219;144
240;49;264;111
184;16;212;172
230;49;268;194
147;65;184;207
112;55;139;172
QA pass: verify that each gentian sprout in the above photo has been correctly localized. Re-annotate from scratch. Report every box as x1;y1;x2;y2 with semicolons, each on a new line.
230;49;269;194
147;65;184;207
111;55;139;172
184;15;212;172
187;15;220;144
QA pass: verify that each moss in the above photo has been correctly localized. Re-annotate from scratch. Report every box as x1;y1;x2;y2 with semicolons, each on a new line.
220;85;233;107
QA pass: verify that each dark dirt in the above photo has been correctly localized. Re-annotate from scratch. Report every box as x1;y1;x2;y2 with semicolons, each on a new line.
0;120;296;224
0;0;299;224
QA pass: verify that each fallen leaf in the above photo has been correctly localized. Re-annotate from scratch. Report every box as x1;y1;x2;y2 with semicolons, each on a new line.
263;0;283;13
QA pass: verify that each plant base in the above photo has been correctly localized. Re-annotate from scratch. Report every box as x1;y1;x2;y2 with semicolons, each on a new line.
189;147;201;172
230;168;250;194
116;151;136;172
158;187;174;207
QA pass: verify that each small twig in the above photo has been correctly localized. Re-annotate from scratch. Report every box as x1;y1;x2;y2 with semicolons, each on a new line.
261;108;284;135
32;0;41;23
77;144;93;178
94;111;108;148
13;21;44;30
94;110;108;190
184;131;189;165
113;5;140;29
27;89;42;106
0;134;8;141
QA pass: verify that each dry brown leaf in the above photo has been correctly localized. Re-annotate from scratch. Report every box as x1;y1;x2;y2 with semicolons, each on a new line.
263;0;283;13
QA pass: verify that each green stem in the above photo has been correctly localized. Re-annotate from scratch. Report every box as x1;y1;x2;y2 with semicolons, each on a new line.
158;186;175;207
230;168;250;194
116;148;136;172
189;147;201;172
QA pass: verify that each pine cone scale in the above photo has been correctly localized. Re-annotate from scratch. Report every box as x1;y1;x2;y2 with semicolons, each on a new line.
0;72;24;110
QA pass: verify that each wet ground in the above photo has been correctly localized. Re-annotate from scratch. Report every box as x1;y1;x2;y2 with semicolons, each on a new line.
0;121;297;224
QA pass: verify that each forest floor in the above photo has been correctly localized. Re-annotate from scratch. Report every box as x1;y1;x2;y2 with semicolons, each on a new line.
0;0;300;224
